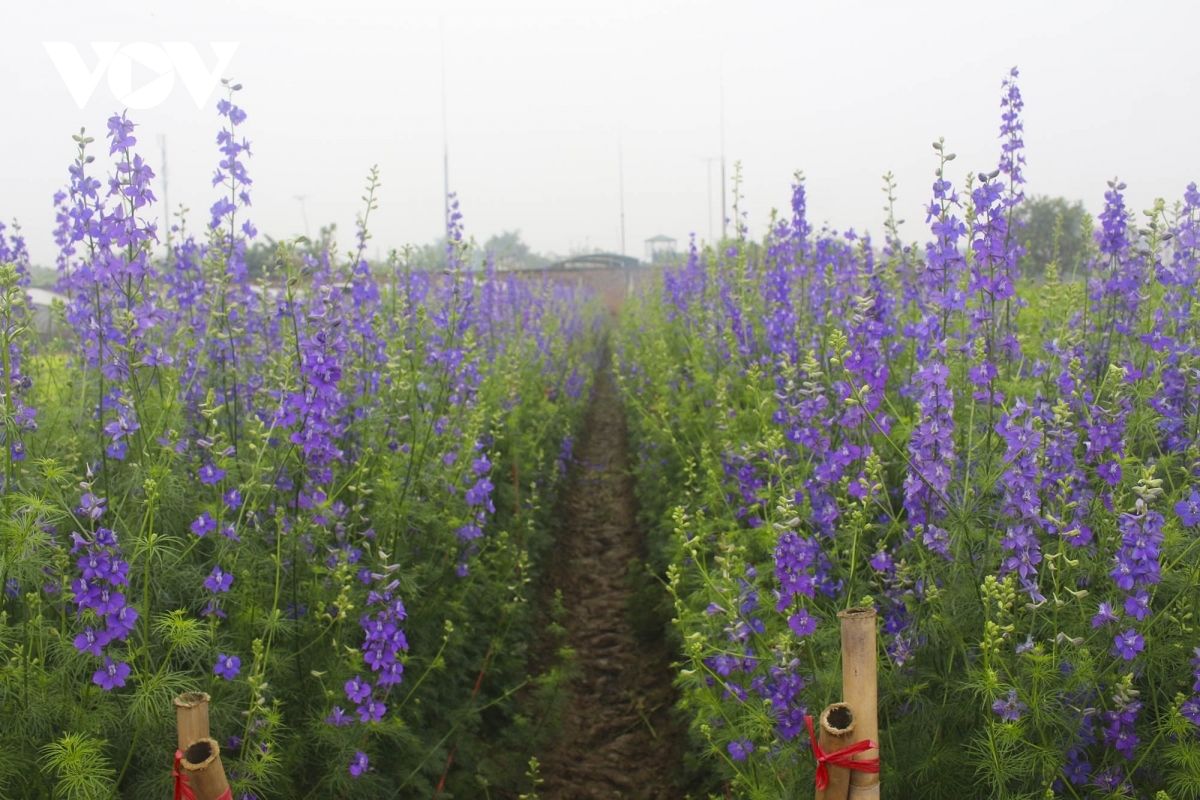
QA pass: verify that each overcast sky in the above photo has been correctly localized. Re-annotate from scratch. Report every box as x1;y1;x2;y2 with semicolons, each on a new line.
3;0;1198;267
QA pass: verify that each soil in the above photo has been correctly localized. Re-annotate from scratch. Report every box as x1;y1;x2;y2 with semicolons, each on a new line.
533;357;685;800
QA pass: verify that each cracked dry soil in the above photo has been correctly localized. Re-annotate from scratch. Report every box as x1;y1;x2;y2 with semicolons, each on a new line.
534;360;685;800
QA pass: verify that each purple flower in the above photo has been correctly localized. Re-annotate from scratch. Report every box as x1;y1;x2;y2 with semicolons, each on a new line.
464;477;494;509
93;657;131;690
1182;697;1200;726
106;111;136;154
1091;602;1121;628
349;750;370;778
359;576;409;686
1185;648;1200;727
345;675;371;704
1177;489;1200;527
992;689;1027;723
78;492;107;520
91;587;125;616
69;524;133;658
1097;460;1122;487
223;488;243;510
727;738;754;761
204;565;233;593
190;511;216;537
105;605;138;639
1123;590;1151;621
774;531;819;610
356;699;386;723
73;626;110;657
1062;748;1092;786
201;601;227;619
324;706;352;727
102;412;140;452
214;654;241;680
787;608;817;638
1113;629;1144;661
922;524;953;560
78;550;111;581
198;463;226;485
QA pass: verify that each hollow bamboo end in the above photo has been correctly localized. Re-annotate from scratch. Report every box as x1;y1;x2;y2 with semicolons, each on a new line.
180;738;230;800
173;691;211;710
837;606;877;621
821;701;855;736
180;738;219;771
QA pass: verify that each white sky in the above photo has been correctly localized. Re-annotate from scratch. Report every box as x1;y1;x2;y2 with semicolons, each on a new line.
3;0;1198;266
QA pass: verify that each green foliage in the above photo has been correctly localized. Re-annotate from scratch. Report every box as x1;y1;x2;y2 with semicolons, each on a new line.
1013;195;1088;281
0;213;601;797
483;230;550;271
40;733;117;800
613;204;1200;798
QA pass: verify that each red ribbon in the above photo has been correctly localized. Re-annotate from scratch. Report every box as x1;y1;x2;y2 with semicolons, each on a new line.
174;751;195;800
173;750;233;800
805;715;880;791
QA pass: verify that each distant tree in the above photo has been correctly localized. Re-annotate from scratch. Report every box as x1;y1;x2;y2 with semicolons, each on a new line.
481;230;547;270
27;265;58;289
395;236;483;272
405;238;450;272
241;224;341;279
243;236;279;279
1013;195;1087;281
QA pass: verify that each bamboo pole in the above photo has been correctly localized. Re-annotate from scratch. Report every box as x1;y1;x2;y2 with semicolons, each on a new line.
838;607;879;799
815;702;856;800
173;692;211;752
179;738;230;800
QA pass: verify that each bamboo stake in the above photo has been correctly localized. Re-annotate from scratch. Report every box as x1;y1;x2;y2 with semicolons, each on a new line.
179;738;230;800
838;607;879;799
173;692;211;752
815;702;856;800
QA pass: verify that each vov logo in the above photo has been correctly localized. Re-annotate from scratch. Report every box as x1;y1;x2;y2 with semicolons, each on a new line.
43;42;239;110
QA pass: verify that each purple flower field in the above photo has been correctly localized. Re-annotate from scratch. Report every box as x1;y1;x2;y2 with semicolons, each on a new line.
617;69;1200;797
0;82;601;797
4;64;1200;799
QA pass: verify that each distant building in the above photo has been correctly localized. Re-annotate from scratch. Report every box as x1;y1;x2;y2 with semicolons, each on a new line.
26;287;66;338
644;235;676;264
501;253;649;314
541;253;640;271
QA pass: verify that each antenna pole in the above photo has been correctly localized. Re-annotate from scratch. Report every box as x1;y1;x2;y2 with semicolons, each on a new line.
440;17;451;261
619;130;626;258
720;70;727;244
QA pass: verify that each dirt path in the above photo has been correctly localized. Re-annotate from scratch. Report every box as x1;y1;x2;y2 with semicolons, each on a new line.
535;358;684;800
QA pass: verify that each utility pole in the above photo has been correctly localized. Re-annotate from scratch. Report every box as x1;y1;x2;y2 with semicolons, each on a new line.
440;17;451;260
618;130;626;258
720;70;727;244
701;156;719;245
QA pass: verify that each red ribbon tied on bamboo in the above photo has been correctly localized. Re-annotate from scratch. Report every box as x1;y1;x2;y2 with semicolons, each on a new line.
804;715;880;791
174;750;233;800
174;751;195;800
